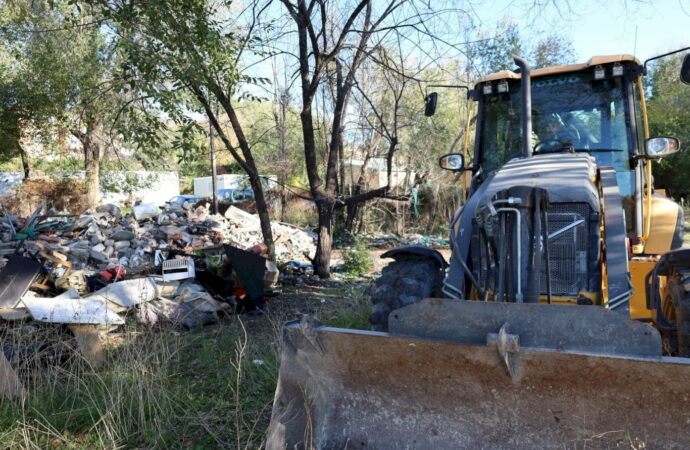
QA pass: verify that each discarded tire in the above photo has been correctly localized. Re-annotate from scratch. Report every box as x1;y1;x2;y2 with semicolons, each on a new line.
369;258;444;332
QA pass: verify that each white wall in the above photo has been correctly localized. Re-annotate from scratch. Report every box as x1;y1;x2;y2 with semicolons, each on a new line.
0;171;180;206
193;174;277;196
101;171;179;206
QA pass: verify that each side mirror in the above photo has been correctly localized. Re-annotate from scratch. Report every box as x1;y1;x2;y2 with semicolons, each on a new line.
645;137;681;159
681;54;690;85
424;92;438;117
439;153;466;171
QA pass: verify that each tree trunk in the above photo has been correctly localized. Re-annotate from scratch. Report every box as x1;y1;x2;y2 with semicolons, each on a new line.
276;93;288;222
198;85;276;260
73;123;101;210
18;144;30;178
314;199;335;278
84;131;101;210
247;168;274;260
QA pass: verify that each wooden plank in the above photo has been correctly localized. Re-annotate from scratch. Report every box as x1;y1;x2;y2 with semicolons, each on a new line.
68;325;105;367
0;350;25;400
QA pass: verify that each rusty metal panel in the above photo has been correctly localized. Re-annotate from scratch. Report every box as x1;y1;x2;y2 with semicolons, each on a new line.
267;323;690;449
389;298;661;357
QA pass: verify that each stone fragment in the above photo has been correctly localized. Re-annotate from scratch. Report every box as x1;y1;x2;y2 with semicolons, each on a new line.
110;229;136;241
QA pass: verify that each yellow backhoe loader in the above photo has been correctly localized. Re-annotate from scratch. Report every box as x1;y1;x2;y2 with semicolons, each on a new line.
267;49;690;448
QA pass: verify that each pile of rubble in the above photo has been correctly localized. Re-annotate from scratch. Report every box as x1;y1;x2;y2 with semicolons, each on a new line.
0;200;317;398
0;201;315;271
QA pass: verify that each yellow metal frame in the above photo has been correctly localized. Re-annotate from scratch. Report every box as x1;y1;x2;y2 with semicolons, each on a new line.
633;76;653;254
462;99;474;197
629;257;658;320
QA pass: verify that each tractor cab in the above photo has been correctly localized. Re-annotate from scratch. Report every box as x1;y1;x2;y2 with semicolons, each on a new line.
437;55;682;253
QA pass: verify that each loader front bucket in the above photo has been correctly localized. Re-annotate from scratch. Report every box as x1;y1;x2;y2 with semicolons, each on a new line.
267;299;690;449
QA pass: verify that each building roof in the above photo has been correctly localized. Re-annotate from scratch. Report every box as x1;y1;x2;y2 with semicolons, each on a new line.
474;54;641;87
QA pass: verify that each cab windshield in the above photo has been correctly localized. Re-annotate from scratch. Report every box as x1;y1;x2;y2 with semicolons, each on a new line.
478;71;634;196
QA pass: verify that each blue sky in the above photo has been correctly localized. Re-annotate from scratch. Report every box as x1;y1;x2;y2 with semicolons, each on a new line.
469;0;689;62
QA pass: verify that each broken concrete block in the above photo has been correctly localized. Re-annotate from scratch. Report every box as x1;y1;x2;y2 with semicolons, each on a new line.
110;229;135;241
114;240;130;251
86;222;100;235
69;247;90;259
89;249;108;263
133;203;160;221
224;206;260;225
96;203;121;217
73;215;93;229
159;225;184;236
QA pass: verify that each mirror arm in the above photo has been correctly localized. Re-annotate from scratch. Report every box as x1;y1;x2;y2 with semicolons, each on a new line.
643;46;690;75
426;84;470;99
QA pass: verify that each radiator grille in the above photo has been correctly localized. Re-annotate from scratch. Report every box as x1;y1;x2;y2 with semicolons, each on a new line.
541;203;592;295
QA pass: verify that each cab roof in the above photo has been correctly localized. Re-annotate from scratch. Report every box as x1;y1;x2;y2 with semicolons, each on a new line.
474;54;641;88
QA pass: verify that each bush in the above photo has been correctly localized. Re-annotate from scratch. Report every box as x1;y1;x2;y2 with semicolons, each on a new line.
342;237;373;276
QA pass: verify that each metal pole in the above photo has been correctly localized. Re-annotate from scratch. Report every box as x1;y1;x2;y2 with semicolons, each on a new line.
513;56;533;159
210;112;219;215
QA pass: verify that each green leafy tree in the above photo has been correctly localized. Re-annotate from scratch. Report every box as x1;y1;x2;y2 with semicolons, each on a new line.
0;3;69;177
469;20;576;75
529;34;576;69
469;19;522;75
96;0;279;258
648;54;690;197
0;1;160;208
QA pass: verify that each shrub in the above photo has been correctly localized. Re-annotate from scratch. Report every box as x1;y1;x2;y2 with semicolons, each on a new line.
342;237;373;276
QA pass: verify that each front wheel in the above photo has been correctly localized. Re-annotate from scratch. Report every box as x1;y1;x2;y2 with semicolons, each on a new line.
664;272;690;356
369;258;444;332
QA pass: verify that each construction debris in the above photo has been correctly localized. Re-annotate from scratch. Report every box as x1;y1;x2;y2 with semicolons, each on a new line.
22;297;125;325
0;199;310;397
0;255;41;307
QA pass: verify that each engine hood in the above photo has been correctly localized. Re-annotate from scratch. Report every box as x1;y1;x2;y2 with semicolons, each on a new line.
479;153;600;210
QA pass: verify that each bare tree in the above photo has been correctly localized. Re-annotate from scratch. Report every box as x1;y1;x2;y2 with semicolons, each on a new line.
279;0;465;276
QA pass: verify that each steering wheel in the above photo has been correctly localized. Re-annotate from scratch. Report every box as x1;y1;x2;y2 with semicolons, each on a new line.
534;140;567;153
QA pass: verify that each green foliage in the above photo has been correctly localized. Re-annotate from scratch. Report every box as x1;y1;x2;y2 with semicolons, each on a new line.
0;0;171;180
342;237;373;276
648;54;690;197
529;34;577;69
469;18;522;74
323;294;372;330
468;19;576;75
224;162;245;174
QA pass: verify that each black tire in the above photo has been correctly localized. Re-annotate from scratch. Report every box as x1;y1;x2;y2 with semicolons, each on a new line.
369;258;444;332
665;273;690;356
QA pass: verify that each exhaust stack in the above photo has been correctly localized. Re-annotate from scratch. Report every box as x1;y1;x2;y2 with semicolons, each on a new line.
513;56;533;158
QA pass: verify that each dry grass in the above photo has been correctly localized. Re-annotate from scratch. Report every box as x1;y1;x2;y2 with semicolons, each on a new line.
4;178;88;216
0;318;278;448
0;280;371;448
